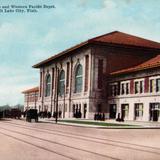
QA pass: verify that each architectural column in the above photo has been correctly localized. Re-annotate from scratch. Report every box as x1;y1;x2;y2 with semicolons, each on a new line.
128;103;134;120
143;101;150;121
116;101;121;119
81;103;84;118
53;65;58;113
68;57;73;118
50;68;55;115
42;69;45;111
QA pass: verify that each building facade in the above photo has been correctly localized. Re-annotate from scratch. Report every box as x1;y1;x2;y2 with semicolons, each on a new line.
22;87;39;111
108;55;160;122
31;31;160;121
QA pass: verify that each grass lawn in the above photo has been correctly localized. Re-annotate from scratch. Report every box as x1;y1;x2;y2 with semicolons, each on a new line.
59;119;136;127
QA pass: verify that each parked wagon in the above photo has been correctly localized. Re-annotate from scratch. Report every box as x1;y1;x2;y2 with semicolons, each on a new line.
26;109;38;122
10;108;21;119
4;109;11;118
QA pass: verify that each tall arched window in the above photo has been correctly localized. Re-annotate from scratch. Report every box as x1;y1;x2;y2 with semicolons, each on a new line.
59;70;65;96
75;64;83;93
45;74;51;97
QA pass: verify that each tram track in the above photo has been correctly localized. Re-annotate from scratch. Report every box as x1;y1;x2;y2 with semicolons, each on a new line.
1;120;160;155
0;125;121;160
0;130;74;160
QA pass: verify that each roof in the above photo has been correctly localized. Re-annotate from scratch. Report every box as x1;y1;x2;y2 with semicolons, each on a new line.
22;87;39;94
33;41;88;68
33;31;160;68
111;55;160;75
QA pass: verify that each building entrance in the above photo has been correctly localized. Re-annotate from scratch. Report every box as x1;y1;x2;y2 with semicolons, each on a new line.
109;104;116;119
150;103;160;121
121;104;129;119
83;104;87;118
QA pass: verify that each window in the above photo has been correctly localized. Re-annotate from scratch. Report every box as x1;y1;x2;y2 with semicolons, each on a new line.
140;81;144;93
75;64;83;93
113;85;117;96
45;74;51;97
135;103;143;118
150;79;154;92
52;68;54;90
134;80;144;94
58;70;65;96
110;83;118;96
156;79;160;92
98;59;103;89
134;81;139;94
84;55;89;92
126;83;129;94
66;62;70;88
40;72;42;97
121;83;125;95
120;82;130;95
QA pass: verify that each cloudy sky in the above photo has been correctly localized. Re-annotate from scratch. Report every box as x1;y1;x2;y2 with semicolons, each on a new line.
0;0;160;106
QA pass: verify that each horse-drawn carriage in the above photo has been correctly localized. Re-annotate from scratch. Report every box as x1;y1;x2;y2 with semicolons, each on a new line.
26;109;38;122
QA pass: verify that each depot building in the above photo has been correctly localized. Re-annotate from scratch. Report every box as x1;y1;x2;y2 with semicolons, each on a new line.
23;31;160;122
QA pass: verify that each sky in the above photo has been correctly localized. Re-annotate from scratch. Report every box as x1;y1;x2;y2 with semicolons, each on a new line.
0;0;160;106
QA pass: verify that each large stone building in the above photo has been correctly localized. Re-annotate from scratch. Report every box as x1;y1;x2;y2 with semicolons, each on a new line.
22;87;39;110
28;31;160;121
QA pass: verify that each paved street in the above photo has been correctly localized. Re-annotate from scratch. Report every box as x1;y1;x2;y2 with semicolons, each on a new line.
0;119;160;160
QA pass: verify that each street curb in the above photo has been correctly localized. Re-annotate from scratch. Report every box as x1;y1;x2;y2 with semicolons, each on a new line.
38;120;160;129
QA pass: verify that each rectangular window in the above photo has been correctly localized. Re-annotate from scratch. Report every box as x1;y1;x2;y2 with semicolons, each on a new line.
126;83;129;94
117;82;120;95
134;81;139;94
135;103;143;118
156;79;160;92
40;72;42;97
114;85;117;96
110;84;118;96
66;62;70;88
150;79;154;92
140;81;143;93
98;59;103;89
84;55;89;92
121;83;125;95
52;68;54;90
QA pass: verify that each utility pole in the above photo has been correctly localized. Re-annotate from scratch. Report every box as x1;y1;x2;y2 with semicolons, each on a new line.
50;68;54;115
34;91;36;109
55;67;59;123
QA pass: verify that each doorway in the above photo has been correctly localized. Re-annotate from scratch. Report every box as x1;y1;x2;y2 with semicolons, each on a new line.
109;104;117;119
150;103;160;121
83;104;87;118
121;104;129;119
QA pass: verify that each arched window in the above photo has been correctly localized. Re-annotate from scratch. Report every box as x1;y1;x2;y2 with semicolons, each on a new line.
45;74;51;97
75;64;83;93
59;70;65;96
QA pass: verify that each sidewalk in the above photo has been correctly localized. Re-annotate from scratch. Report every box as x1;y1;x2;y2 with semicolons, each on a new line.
39;118;160;129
